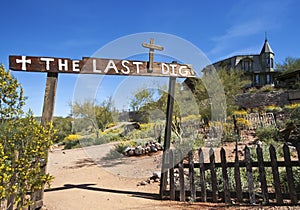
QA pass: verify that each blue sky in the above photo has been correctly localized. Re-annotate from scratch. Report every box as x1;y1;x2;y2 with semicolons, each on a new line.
1;0;300;117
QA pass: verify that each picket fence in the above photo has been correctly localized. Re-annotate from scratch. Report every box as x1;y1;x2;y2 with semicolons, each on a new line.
161;143;300;205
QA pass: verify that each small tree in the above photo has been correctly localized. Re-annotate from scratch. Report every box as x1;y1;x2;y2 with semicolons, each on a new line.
71;98;115;137
0;64;54;209
276;57;300;73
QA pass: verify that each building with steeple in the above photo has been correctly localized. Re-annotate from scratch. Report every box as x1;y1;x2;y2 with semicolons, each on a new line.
203;38;279;87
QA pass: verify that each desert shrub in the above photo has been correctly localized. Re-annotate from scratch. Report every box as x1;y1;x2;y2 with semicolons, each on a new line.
192;134;205;150
280;168;300;193
261;84;275;92
63;134;82;149
290;106;300;124
63;139;80;150
264;105;282;113
255;126;278;142
103;140;138;160
0;65;55;208
283;103;300;112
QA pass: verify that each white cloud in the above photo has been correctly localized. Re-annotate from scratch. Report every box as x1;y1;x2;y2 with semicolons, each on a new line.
212;20;264;42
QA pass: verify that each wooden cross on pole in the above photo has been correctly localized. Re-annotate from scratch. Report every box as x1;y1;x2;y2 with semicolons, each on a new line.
142;38;164;73
141;38;176;199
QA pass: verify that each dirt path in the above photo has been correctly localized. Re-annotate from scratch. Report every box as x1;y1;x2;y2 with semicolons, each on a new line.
43;143;295;210
43;143;186;210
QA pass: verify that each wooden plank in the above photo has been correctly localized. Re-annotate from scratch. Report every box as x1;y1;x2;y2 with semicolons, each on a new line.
177;160;300;169
178;150;185;201
188;150;196;201
269;145;283;204
283;144;297;204
256;145;269;204
220;148;230;203
234;147;243;203
9;55;195;78
244;146;255;204
198;148;207;202
169;150;175;201
160;77;176;199
209;148;217;202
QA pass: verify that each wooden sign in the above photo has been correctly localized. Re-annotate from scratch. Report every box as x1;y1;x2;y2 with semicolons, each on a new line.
9;55;195;78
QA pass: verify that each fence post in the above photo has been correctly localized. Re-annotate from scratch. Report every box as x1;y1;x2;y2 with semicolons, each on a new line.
283;144;297;204
198;148;207;202
178;150;185;202
269;145;283;204
209;148;217;202
244;146;255;204
234;148;243;203
256;145;269;204
220;148;231;203
188;150;196;201
169;150;175;201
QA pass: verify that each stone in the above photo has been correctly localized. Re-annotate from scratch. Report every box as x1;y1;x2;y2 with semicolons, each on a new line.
155;142;162;150
127;150;134;156
150;145;158;152
140;181;147;185
152;171;161;179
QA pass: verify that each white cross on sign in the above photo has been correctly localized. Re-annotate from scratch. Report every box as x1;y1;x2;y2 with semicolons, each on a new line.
16;56;31;70
142;38;164;73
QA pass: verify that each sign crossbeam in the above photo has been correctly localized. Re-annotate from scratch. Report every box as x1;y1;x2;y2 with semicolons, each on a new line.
9;55;195;78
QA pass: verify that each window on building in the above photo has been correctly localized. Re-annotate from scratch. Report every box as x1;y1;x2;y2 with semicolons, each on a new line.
270;58;274;68
266;74;271;84
265;58;270;67
244;60;251;71
255;74;260;85
265;57;274;68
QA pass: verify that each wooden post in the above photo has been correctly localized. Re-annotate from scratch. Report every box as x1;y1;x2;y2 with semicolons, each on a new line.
244;146;255;204
34;72;58;208
220;148;230;203
209;148;217;202
283;144;297;204
41;72;58;126
188;150;196;201
256;145;269;204
160;76;176;199
198;148;207;202
269;145;283;204
178;150;185;202
169;150;175;201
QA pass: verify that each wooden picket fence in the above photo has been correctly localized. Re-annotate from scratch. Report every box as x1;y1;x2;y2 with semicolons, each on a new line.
160;143;300;205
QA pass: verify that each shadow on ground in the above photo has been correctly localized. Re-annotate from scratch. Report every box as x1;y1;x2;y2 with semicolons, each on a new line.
44;183;160;200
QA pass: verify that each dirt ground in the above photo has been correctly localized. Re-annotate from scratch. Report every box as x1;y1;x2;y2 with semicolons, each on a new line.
43;142;299;210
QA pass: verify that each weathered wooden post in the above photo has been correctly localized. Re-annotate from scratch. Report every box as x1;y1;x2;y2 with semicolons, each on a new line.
159;76;176;199
34;72;58;208
141;38;176;199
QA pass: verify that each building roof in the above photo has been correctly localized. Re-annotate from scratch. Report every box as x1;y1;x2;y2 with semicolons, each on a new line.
260;39;274;54
276;69;300;80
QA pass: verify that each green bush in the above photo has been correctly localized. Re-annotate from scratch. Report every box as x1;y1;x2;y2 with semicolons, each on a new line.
255;127;278;142
63;139;80;150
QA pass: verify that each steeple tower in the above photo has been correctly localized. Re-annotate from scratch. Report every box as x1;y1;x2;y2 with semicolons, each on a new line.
260;36;274;72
